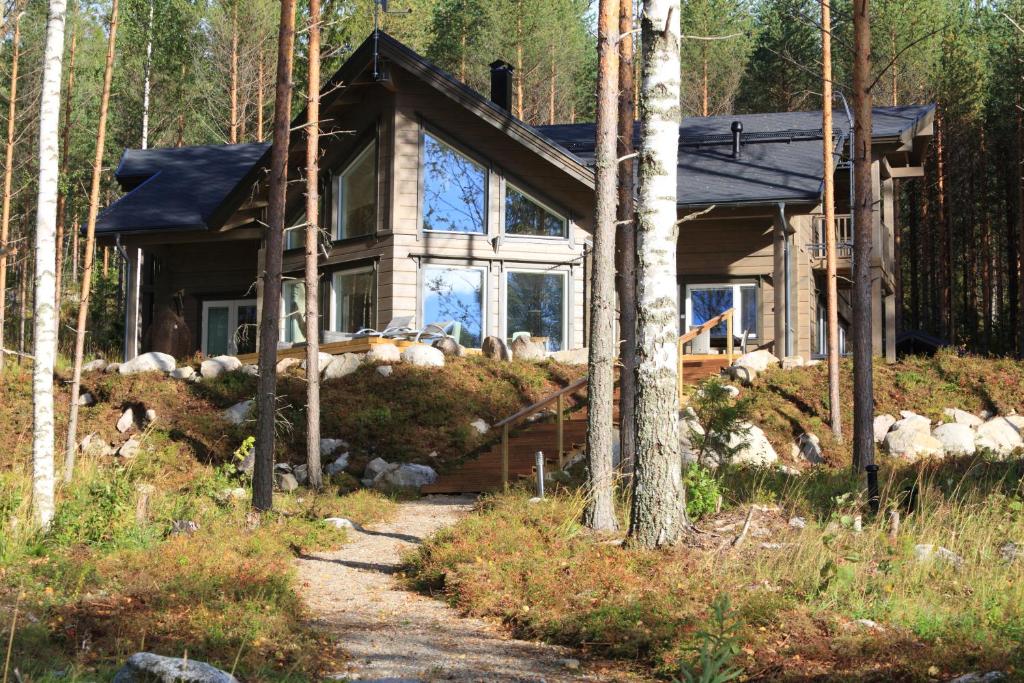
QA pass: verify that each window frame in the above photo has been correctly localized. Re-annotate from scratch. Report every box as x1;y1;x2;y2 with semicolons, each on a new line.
280;279;307;344
683;281;759;340
502;267;570;351
417;127;490;237
201;298;257;356
419;262;489;347
329;264;378;333
333;139;379;242
501;179;569;240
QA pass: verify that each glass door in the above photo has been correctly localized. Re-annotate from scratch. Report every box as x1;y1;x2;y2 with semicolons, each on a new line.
202;299;257;356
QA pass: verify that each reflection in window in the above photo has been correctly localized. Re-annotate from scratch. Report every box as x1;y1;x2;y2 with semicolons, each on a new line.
338;143;376;239
284;212;306;251
506;271;565;351
421;133;486;234
332;267;376;333
281;281;306;343
686;283;757;338
505;184;566;237
422;266;484;347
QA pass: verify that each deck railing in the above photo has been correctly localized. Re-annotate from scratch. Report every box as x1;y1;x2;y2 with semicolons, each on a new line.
677;307;734;406
808;214;853;259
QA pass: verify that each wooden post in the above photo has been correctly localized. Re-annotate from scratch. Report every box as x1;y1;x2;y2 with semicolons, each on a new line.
501;424;509;490
557;393;565;469
726;310;734;359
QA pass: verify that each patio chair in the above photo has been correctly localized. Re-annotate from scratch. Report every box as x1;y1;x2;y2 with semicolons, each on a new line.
353;315;416;339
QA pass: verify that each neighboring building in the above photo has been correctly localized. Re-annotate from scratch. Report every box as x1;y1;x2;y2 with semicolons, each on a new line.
96;31;934;364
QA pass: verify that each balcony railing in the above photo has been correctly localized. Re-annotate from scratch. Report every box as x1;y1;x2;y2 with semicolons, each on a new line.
808;214;853;260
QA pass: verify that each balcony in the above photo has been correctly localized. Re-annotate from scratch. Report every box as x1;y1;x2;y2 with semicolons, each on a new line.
808;214;853;263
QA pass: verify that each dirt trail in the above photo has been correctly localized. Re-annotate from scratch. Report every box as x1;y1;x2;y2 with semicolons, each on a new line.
296;495;630;682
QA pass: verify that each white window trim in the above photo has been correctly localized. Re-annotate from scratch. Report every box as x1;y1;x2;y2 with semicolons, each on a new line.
329;265;376;333
419;130;489;236
419;263;489;345
335;141;378;241
502;268;569;351
501;180;569;240
201;299;256;356
683;282;758;339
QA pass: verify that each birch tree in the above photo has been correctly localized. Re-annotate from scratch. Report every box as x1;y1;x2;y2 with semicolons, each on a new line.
254;0;296;511
32;0;69;528
64;0;119;482
303;0;323;491
627;0;685;549
0;9;22;374
583;0;620;532
821;0;841;440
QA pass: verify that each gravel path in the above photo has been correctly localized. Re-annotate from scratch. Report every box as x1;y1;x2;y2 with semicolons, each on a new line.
296;495;629;682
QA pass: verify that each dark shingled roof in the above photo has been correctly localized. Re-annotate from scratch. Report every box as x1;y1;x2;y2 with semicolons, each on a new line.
536;104;935;207
96;142;270;235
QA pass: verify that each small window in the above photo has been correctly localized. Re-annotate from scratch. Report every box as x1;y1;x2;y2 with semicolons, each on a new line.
421;265;485;347
337;142;377;239
421;133;486;234
284;212;306;251
281;280;306;344
331;267;376;333
505;270;566;351
684;283;757;338
504;184;567;238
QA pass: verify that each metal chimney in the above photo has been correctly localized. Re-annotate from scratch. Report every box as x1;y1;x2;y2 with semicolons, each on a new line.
731;120;743;159
489;60;514;112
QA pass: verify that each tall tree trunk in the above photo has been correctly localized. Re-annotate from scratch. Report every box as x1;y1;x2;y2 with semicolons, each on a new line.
54;27;77;320
17;244;29;364
700;46;708;116
229;3;239;143
1018;101;1024;359
64;0;118;483
909;183;920;330
32;0;69;528
936;112;953;342
304;0;323;491
851;0;874;474
141;0;153;148
583;0;620;533
514;10;524;120
254;0;296;512
549;43;557;124
616;0;637;474
627;0;685;549
257;52;265;141
821;0;841;440
0;11;21;374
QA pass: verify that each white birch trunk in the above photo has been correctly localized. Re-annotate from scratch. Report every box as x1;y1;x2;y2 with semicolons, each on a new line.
33;0;68;528
628;0;685;549
141;0;153;150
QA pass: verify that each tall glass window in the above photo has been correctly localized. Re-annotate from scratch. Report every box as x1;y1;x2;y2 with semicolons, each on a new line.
332;267;376;333
506;271;566;351
421;133;486;234
421;265;485;347
336;142;377;239
281;281;306;344
685;283;757;338
504;184;566;238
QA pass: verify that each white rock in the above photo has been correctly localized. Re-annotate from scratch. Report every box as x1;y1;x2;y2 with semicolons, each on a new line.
364;457;391;480
300;352;334;372
874;414;897;443
241;364;259;376
118;352;176;375
221;487;247;501
377;365;393;377
727;364;759;385
375;462;438;489
105;362;121;373
320;438;348;457
481;336;512;361
113;652;238;683
364;344;401;364
78;392;96;407
789;516;807;529
324;517;355;530
223;400;254;426
975;417;1023;456
471;418;490;434
946;673;1008;683
144;408;157;425
943;408;984;427
884;427;944;460
932;423;976;456
276;357;301;374
510;335;546;361
292;464;309;485
323;353;361;380
324;452;350;476
733;349;780;373
914;543;963;568
170;366;195;380
728;422;779;466
892;412;931;434
116;408;135;433
83;358;107;372
274;472;299;492
722;384;740;398
796;432;824;464
781;355;804;370
118;437;142;459
401;345;445;368
548;347;587;365
200;355;241;378
432;337;465;358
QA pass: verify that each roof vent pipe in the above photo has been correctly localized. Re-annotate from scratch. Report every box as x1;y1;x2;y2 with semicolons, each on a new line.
489;60;514;112
731;120;743;159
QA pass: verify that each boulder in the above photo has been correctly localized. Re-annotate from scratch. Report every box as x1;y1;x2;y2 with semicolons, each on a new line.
276;357;301;374
722;384;741;398
548;347;587;365
324;452;351;476
118;437;142;459
932;423;976;456
320;438;348;457
432;336;465;357
274;472;299;492
323;353;361;380
235;451;254;476
471;418;490;434
375;462;438;489
118;352;176;375
946;674;1007;683
300;352;334;372
377;365;393;377
481;335;512;361
796;432;824;464
324;517;355;530
78;392;96;407
200;355;241;378
975;417;1023;456
781;355;805;370
364;343;401;364
892;412;931;434
510;335;546;361
914;543;963;568
727;422;779;467
223;400;254;426
292;464;309;485
999;541;1022;563
943;408;984;427
112;652;238;683
170;366;195;380
116;408;136;433
241;364;259;376
874;414;897;443
401;345;445;368
364;457;391;481
82;358;107;373
105;362;121;373
884;427;944;460
727;364;759;386
733;349;780;373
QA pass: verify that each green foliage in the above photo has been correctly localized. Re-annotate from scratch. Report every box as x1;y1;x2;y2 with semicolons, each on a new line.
677;595;744;683
683;464;721;520
47;466;158;550
687;378;752;466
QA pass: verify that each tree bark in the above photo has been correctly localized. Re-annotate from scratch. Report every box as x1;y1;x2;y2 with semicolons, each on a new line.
64;0;119;483
254;0;296;512
141;0;154;148
33;0;69;528
0;11;22;375
936;112;953;342
229;3;239;143
851;0;874;474
583;0;620;533
304;0;323;491
821;0;842;440
627;0;685;549
615;0;637;474
1018;101;1024;359
257;52;265;141
54;27;77;319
